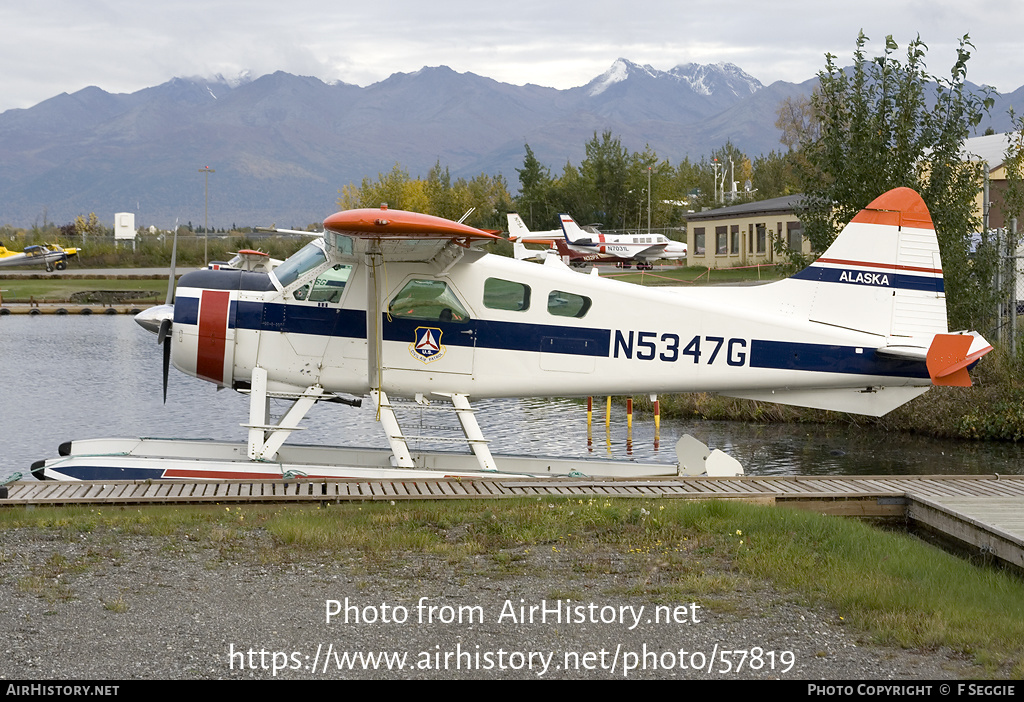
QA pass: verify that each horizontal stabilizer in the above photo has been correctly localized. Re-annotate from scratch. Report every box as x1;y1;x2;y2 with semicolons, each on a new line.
875;344;929;361
723;386;930;417
926;333;993;387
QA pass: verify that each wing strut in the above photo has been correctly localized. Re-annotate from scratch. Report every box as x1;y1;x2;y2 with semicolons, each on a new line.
243;366;324;462
372;390;416;468
371;391;498;472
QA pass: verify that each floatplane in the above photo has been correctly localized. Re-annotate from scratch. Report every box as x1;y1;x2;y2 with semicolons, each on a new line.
32;187;991;482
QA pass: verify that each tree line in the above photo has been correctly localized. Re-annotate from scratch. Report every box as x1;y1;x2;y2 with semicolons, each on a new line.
338;135;802;238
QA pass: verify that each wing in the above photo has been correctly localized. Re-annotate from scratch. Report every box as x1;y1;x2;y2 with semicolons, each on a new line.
633;243;669;259
323;206;502;263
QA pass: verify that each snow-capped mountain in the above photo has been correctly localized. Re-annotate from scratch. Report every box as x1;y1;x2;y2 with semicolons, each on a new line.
0;59;1012;228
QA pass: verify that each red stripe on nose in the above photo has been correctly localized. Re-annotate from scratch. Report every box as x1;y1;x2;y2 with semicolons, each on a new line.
196;290;230;384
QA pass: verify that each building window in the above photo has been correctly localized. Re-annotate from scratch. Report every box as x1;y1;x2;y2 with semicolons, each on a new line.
716;226;727;255
693;227;705;256
730;225;739;255
787;222;804;252
756;224;767;254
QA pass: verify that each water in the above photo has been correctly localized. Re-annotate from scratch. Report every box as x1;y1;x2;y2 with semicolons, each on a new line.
2;315;1022;482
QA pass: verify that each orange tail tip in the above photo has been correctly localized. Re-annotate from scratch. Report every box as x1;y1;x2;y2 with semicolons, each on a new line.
851;187;934;229
926;333;993;387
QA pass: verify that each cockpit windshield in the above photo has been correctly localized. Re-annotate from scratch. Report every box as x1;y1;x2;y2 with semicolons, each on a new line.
272;241;327;289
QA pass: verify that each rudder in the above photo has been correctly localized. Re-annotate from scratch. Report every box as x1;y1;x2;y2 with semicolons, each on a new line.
794;187;947;338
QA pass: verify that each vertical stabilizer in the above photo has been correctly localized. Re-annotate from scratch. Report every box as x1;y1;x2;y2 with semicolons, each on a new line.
506;213;531;241
558;214;589;244
794;188;946;338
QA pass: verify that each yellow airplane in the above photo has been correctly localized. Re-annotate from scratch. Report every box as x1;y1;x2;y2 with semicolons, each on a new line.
0;242;80;271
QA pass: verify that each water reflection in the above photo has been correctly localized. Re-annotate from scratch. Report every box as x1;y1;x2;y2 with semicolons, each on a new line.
2;315;1021;481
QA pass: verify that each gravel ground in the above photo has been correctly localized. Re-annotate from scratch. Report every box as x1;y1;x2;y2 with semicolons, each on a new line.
0;527;973;680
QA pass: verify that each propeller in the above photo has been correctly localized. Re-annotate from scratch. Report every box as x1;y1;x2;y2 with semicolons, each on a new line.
158;317;172;403
135;221;178;403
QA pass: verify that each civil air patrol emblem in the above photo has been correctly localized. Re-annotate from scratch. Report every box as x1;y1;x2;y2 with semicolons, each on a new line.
410;326;445;363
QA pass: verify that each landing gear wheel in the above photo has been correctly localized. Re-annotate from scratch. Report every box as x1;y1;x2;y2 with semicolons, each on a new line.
55;260;67;270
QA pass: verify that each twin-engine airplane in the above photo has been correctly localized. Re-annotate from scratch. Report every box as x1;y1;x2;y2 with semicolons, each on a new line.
0;242;80;272
34;187;991;481
508;212;686;269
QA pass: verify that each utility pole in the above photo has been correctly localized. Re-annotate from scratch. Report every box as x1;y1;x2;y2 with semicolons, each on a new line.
712;159;721;205
199;166;215;266
647;166;651;234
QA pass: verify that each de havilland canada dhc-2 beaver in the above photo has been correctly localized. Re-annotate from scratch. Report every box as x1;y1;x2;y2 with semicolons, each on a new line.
33;187;991;482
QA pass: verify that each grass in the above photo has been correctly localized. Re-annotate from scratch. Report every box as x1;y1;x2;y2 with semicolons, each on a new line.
3;234;309;270
0;277;167;302
3;498;1024;676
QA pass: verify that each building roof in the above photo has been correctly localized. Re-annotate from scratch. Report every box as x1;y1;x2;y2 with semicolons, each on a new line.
961;133;1011;171
684;193;805;222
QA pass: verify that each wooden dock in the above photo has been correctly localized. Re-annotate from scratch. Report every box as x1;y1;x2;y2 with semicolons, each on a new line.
3;474;1023;569
4;474;1024;569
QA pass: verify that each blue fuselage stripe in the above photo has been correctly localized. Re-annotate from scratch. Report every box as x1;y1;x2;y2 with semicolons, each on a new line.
173;296;928;376
382;316;611;356
749;340;929;378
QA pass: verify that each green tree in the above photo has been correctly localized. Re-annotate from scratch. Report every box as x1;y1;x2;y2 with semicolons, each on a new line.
796;32;995;330
580;130;629;226
514;144;554;229
624;145;673;231
339;163;412;210
775;94;819;151
74;212;105;237
752;150;801;200
337;162;511;231
550;161;590;226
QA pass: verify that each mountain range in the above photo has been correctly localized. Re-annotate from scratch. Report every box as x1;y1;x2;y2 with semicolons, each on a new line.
0;58;1020;229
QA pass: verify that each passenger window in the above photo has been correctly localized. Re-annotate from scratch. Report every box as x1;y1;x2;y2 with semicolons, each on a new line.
483;278;530;311
389;279;471;323
547;290;591;318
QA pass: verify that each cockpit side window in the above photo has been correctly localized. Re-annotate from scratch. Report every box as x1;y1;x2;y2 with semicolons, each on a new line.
294;264;352;303
389;279;470;323
272;241;327;289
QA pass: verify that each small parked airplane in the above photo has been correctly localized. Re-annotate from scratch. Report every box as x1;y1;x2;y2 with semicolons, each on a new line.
508;212;685;269
0;242;80;272
33;187;990;481
208;249;282;273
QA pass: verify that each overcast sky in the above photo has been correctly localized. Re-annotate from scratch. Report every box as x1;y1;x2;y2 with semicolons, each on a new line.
2;0;1021;113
